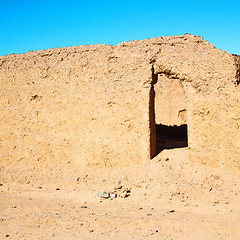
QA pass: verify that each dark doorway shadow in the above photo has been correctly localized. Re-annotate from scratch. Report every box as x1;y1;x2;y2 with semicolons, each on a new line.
155;124;188;155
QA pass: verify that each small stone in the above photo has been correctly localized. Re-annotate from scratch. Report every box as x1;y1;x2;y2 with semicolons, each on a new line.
97;191;110;199
114;185;122;190
110;193;117;198
122;187;130;193
5;235;10;238
169;210;175;213
80;205;87;208
56;188;60;191
121;192;129;198
117;180;121;185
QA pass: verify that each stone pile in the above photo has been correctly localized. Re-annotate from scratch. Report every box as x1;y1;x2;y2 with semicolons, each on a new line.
97;181;131;199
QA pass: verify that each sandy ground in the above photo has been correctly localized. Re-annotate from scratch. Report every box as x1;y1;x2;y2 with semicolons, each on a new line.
1;148;240;240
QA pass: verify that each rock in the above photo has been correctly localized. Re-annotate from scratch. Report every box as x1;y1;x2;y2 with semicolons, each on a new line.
114;180;122;190
120;192;129;198
110;193;117;198
122;187;130;193
80;205;87;208
114;184;122;190
97;191;110;199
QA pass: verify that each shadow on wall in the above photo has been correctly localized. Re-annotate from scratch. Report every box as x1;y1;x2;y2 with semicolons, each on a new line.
155;124;188;155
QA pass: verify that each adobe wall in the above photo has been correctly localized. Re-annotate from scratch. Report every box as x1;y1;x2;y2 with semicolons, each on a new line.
0;34;239;169
0;44;155;167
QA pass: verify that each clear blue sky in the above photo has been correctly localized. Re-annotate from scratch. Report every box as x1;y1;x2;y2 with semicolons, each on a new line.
0;0;239;56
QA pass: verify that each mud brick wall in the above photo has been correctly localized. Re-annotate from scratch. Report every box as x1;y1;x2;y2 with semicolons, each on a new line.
0;34;239;169
0;45;153;167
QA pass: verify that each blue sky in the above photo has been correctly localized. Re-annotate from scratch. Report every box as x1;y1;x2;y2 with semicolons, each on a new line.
0;0;239;56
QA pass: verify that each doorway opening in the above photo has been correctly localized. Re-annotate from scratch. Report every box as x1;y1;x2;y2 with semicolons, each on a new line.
150;71;188;158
